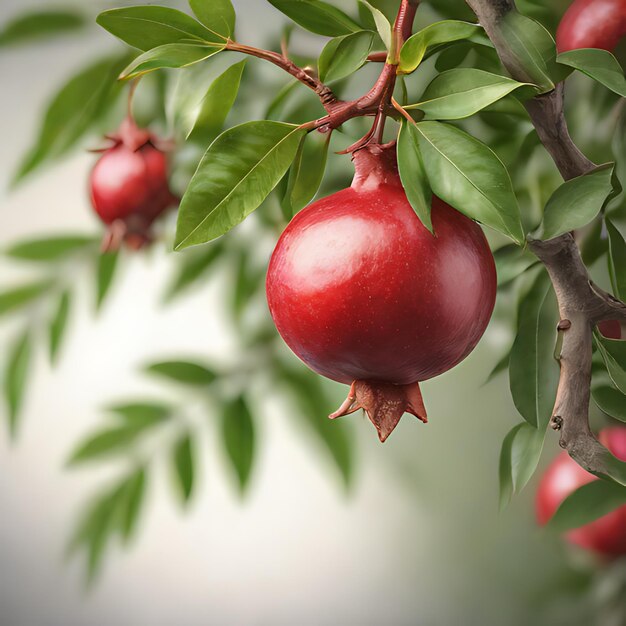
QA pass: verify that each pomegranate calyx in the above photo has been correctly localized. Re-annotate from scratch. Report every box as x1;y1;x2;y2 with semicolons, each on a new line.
329;379;427;442
351;144;401;192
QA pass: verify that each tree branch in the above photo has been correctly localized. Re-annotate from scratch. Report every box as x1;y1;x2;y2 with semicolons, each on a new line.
466;0;626;479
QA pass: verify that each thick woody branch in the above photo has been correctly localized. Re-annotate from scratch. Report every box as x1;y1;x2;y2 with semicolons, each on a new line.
466;0;626;478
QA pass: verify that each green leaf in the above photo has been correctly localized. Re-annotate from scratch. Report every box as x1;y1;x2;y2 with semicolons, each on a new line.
118;467;146;541
399;20;485;74
494;244;538;288
499;422;545;510
397;120;433;233
0;282;49;317
68;426;151;465
145;361;216;386
318;31;375;83
5;235;95;262
539;165;615;240
406;69;531;120
592;384;626;421
175;121;306;249
164;243;223;302
49;290;71;364
222;396;256;493
485;349;511;385
172;434;195;503
189;0;235;38
358;1;391;51
558;48;626;98
509;271;559;429
413;121;524;243
547;479;626;532
121;43;224;80
607;219;626;300
282;131;330;217
595;333;626;395
267;0;361;37
4;332;31;439
232;249;263;319
186;60;246;143
105;402;171;428
0;10;84;47
14;54;129;184
96;251;119;312
96;6;222;50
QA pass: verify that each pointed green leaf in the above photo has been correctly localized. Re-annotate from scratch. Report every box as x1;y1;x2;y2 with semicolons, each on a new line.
222;396;256;493
509;271;559;429
318;31;375;83
164;243;223;302
607;219;626;301
105;402;171;427
68;426;150;465
558;48;626;98
172;434;195;503
413;121;524;243
358;1;391;51
49;290;71;364
175;121;306;249
145;361;216;385
0;10;84;46
5;235;95;262
4;331;31;438
267;0;361;37
96;251;119;312
540;164;615;240
494;244;538;288
118;467;147;541
0;282;49;317
189;0;235;38
592;384;626;422
595;333;626;395
406;69;531;120
397;120;433;233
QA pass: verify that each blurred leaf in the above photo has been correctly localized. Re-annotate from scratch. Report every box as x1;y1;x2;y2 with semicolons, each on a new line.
276;362;353;487
222;396;256;493
267;0;361;37
358;2;391;51
186;60;246;144
5;235;95;262
106;402;171;428
499;422;545;510
117;467;146;541
397;120;432;232
399;21;484;74
592;384;626;421
484;349;511;385
96;251;119;312
171;433;195;503
580;217;609;266
145;361;216;386
121;43;224;80
0;282;49;317
189;0;236;38
164;243;222;302
607;219;626;300
4;331;32;439
282;131;330;217
232;250;263;319
413;121;524;243
493;244;538;288
594;332;626;394
96;6;223;50
0;9;84;46
509;271;559;429
14;54;129;184
406;69;531;120
68;427;151;465
318;31;375;83
175;121;306;249
539;165;615;240
548;479;626;532
558;49;626;98
265;80;301;120
49;290;70;364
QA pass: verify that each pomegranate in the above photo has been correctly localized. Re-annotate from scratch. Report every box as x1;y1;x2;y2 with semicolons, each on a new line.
266;145;497;441
90;117;176;251
556;0;626;52
536;427;626;557
598;319;623;339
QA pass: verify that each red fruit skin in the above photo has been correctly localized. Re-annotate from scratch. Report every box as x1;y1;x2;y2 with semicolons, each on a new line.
556;0;626;52
90;142;172;226
598;319;623;339
536;427;626;557
266;152;497;386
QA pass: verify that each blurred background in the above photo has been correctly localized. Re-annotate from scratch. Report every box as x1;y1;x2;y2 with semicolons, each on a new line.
0;0;624;624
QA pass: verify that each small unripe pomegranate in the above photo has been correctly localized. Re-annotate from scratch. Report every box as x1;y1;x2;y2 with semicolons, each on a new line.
598;319;623;339
556;0;626;53
266;146;497;441
537;427;626;557
90;118;176;251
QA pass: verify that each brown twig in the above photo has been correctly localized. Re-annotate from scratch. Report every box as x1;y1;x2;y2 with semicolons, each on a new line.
466;0;626;479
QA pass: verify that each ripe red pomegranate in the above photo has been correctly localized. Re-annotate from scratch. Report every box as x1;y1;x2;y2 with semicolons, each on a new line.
90;118;176;251
536;427;626;557
556;0;626;52
266;145;497;441
598;319;623;339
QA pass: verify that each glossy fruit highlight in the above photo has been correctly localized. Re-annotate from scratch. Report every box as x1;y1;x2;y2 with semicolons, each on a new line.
90;118;176;251
556;0;626;52
266;146;497;441
537;427;626;557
